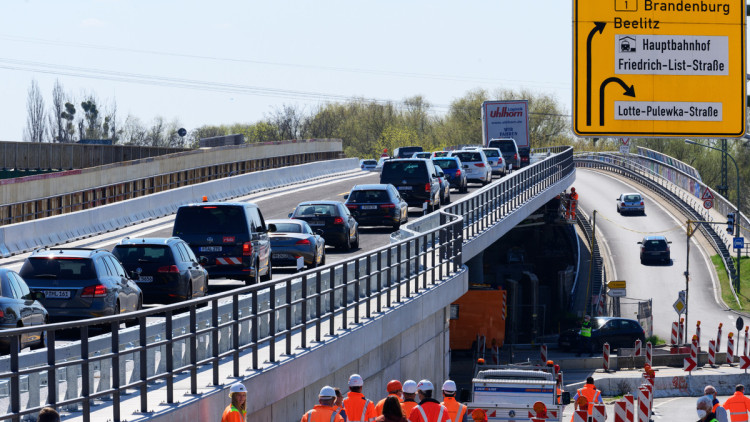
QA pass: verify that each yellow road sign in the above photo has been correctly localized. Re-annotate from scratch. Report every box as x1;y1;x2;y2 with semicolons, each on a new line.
573;0;746;137
608;280;627;289
673;297;686;314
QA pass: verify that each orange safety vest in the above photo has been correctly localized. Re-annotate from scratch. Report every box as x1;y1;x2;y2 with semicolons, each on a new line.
408;401;451;422
222;405;246;422
441;397;467;421
344;392;376;422
576;384;602;415
401;399;419;419
376;394;403;415
724;392;750;422
302;404;345;422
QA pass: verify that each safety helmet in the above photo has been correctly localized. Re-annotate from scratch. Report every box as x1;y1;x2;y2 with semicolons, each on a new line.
319;386;336;398
546;360;554;366
417;379;433;392
442;380;457;393
348;374;364;387
387;380;402;393
571;187;576;192
403;380;418;394
229;382;247;396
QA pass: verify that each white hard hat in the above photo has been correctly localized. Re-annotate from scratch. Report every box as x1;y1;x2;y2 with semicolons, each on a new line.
403;380;418;394
319;386;336;398
442;380;457;392
417;379;433;392
229;382;247;394
348;374;364;387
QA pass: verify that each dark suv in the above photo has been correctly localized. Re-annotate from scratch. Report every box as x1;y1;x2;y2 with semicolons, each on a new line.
112;237;209;303
393;146;424;159
20;248;143;322
173;202;273;284
638;235;671;264
380;159;442;212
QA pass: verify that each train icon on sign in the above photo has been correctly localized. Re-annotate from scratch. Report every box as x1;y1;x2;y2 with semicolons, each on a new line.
619;36;636;53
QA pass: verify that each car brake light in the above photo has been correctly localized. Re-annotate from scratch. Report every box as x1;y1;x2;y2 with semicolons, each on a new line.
666;247;670;252
346;204;358;210
296;239;311;245
0;310;4;318
361;165;364;169
425;183;431;193
514;154;518;160
640;201;644;205
202;206;217;209
334;217;344;225
474;163;485;167
157;265;180;273
242;242;253;256
380;204;396;208
81;285;108;298
456;169;461;176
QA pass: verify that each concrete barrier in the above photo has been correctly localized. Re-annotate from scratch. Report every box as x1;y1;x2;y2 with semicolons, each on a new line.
0;158;359;257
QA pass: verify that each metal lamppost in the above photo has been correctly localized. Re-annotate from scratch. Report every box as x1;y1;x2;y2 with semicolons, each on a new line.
684;139;741;292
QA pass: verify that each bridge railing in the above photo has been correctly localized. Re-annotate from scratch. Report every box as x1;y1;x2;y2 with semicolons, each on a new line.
0;147;575;422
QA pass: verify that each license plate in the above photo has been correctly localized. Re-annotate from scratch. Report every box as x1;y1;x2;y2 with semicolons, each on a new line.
138;276;153;283
273;253;291;259
397;186;412;191
42;290;70;299
308;221;324;226
200;246;222;252
361;205;378;210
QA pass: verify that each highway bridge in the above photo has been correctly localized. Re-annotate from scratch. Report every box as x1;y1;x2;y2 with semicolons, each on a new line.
0;142;744;421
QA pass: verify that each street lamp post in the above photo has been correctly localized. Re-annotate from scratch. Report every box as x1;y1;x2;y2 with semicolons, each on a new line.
684;139;741;293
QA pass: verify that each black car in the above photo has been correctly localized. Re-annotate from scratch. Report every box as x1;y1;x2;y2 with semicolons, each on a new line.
345;184;409;229
638;236;671;264
173;201;273;284
379;159;442;212
488;138;520;171
20;248;143;322
393;146;424;159
267;219;326;269
112;237;209;303
290;201;359;250
0;268;48;352
558;317;646;352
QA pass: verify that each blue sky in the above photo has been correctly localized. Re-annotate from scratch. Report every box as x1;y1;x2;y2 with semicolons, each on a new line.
0;1;576;141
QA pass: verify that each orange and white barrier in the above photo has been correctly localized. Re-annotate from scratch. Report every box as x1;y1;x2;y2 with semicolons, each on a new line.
603;342;611;372
727;333;735;364
592;404;606;422
624;394;634;421
717;323;723;351
634;339;642;357
679;318;684;344
696;320;701;347
646;341;652;367
540;344;547;363
572;410;588;422
614;400;628;422
745;327;749;357
708;340;716;366
671;322;678;345
638;387;651;422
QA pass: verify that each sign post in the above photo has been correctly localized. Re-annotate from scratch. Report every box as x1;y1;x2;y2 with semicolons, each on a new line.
573;0;746;137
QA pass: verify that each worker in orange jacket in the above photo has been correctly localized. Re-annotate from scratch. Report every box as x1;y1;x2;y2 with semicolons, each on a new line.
724;384;750;422
343;374;377;422
408;380;450;422
376;380;404;415
221;383;247;422
571;377;603;416
441;380;468;422
302;386;345;422
401;380;419;418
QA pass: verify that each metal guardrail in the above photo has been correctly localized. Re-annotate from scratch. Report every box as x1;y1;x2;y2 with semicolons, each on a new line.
574;152;740;304
575;209;606;317
0;147;575;422
0;148;340;226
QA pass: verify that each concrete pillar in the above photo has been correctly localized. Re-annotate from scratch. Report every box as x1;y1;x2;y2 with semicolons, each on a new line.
99;357;111;396
466;250;484;285
26;373;39;411
507;279;520;344
64;366;79;411
526;272;540;343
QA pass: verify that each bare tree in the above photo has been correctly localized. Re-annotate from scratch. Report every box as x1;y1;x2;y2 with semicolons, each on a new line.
120;115;149;145
48;80;66;142
268;104;305;140
23;80;47;142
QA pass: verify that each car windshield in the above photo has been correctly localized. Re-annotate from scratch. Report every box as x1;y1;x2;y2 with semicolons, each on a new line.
434;159;458;170
592;318;607;329
483;149;500;158
295;204;339;217
348;190;390;203
491;142;516;153
174;206;248;235
413;153;431;159
382;161;426;180
624;195;641;202
433;152;448;157
272;223;303;233
643;239;667;250
113;245;173;264
362;160;377;165
20;257;97;280
452;152;481;162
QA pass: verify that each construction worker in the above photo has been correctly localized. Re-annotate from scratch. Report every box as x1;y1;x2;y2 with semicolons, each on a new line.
698;395;720;422
724;384;750;422
335;387;348;421
705;385;729;422
571;377;603;417
302;386;345;422
407;380;450;422
376;380;404;415
568;187;578;219
401;380;419;418
222;382;247;422
441;380;468;422
343;374;377;422
576;315;593;357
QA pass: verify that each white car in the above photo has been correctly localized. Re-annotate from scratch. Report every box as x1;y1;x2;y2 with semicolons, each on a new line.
360;159;378;171
480;148;505;175
448;150;493;185
411;152;432;159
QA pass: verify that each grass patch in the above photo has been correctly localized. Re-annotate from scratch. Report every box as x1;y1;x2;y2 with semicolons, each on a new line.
710;255;750;311
646;335;664;345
